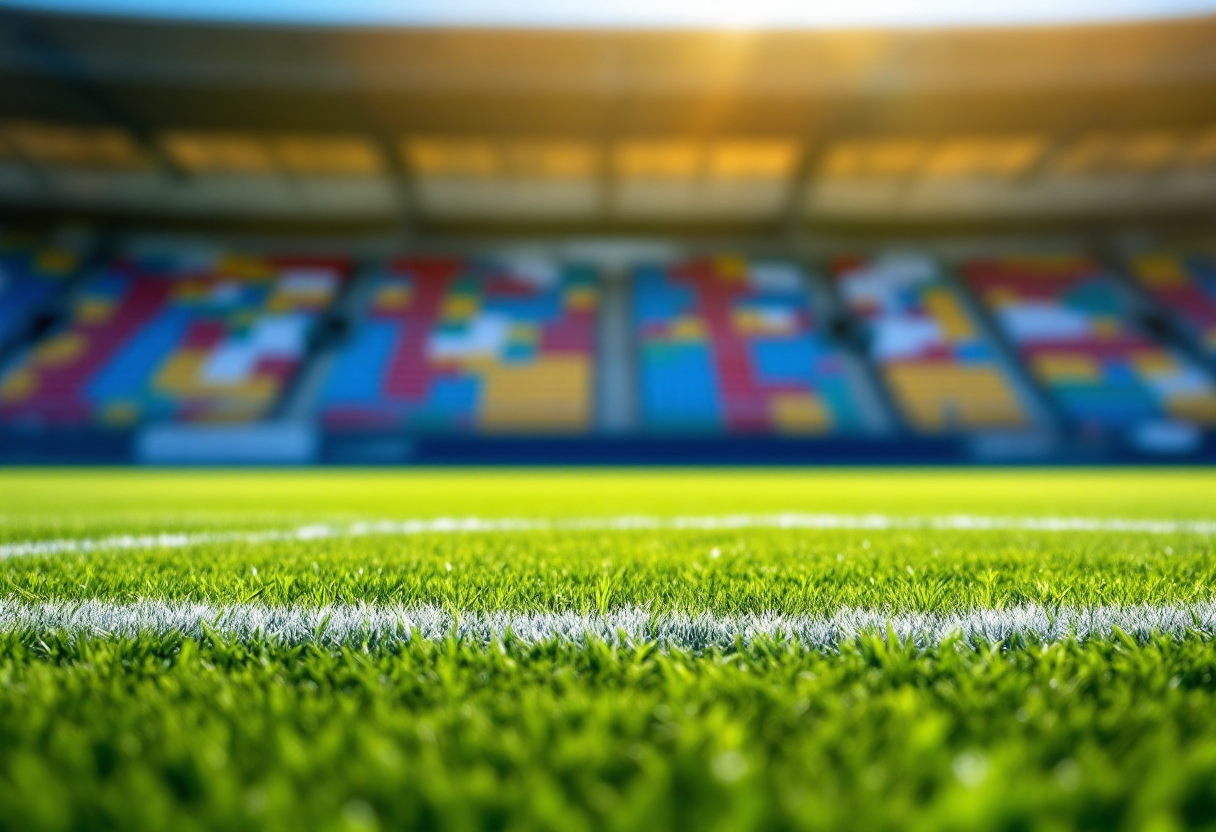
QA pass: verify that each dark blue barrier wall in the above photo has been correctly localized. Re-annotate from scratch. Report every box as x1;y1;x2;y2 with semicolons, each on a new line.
2;426;1215;466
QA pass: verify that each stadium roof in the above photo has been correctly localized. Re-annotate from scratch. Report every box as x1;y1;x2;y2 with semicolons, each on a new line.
9;0;1216;27
0;6;1215;234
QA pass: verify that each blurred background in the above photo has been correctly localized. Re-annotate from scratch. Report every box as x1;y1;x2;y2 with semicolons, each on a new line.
1;0;1215;464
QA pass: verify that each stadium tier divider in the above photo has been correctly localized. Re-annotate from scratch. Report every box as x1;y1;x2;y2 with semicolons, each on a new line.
959;253;1216;435
275;257;382;422
0;230;100;367
801;259;900;435
939;257;1065;435
1119;251;1216;371
829;252;1050;436
807;256;906;436
594;261;638;434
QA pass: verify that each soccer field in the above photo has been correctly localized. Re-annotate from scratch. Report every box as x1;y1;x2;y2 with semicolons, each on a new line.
2;468;1216;831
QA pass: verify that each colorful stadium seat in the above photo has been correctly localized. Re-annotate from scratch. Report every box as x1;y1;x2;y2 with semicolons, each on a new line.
317;257;597;433
634;256;870;434
0;238;78;349
1128;254;1216;359
962;255;1216;429
0;254;345;426
833;254;1030;433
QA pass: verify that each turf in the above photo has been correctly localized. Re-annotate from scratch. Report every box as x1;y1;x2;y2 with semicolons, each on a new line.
1;468;1215;831
3;526;1213;615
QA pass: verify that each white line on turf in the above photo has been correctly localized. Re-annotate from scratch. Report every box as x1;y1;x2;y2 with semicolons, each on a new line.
1;512;1214;560
2;597;1214;649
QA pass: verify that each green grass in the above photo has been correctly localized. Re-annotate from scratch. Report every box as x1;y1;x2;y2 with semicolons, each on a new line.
1;468;1215;831
5;633;1216;832
3;468;1214;538
3;527;1213;615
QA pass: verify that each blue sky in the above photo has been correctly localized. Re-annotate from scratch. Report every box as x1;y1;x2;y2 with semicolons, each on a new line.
9;0;1216;27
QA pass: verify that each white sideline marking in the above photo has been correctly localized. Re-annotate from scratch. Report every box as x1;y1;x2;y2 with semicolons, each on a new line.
1;513;1214;561
2;597;1215;650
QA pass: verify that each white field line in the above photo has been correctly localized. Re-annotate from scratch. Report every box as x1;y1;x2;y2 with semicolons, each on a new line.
0;512;1214;561
2;597;1215;650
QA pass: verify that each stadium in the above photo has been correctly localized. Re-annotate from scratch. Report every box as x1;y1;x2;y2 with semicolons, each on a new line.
1;0;1216;828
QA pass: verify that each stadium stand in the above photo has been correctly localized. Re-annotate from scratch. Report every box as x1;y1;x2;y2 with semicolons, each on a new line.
316;257;598;433
1128;254;1216;359
0;253;345;426
961;255;1216;430
634;257;875;434
0;237;79;351
2;239;1216;462
832;254;1033;433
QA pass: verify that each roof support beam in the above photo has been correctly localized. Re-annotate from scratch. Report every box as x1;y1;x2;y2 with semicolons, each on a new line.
780;141;828;245
375;134;417;240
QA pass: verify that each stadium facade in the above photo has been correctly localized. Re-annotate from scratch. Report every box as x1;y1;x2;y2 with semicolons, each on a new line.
0;7;1214;464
